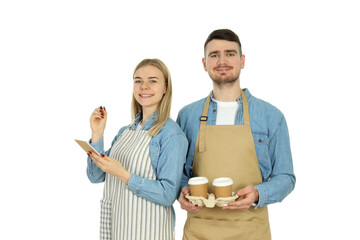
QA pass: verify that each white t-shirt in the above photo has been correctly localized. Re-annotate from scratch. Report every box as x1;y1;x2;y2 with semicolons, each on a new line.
213;99;238;125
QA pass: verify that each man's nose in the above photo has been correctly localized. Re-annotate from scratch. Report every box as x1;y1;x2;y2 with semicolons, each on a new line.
218;55;227;65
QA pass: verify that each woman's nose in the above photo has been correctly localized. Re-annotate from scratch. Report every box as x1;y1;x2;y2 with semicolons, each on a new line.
140;82;149;89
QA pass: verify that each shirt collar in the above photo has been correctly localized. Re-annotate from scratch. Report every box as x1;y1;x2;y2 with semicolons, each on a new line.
209;88;252;104
131;111;159;130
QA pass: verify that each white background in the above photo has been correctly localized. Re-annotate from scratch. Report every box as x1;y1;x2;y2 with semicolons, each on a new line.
1;0;359;239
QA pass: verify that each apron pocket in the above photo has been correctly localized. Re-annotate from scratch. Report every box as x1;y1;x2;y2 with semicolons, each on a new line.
185;217;260;240
100;199;112;240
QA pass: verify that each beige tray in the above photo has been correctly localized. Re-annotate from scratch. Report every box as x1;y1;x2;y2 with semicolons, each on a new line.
185;192;239;208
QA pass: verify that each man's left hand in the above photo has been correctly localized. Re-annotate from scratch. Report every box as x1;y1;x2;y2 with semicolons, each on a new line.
222;185;259;210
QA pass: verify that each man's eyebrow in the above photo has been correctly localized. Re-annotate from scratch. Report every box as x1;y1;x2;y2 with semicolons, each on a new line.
225;49;238;53
208;49;238;56
208;50;220;56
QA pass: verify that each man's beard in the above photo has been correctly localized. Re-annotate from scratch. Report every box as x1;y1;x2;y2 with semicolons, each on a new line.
209;64;240;86
210;71;240;86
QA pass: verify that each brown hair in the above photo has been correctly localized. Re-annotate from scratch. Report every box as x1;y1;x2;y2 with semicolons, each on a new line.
204;29;242;56
131;58;172;136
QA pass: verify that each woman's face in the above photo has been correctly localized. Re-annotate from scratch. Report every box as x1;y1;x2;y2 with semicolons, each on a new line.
133;65;167;113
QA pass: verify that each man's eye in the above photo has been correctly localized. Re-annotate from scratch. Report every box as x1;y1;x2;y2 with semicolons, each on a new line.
210;54;218;58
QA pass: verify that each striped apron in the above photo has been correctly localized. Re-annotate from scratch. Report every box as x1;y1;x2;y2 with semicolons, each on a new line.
100;128;174;240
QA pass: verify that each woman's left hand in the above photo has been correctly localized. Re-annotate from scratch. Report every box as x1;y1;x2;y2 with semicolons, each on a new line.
88;152;130;184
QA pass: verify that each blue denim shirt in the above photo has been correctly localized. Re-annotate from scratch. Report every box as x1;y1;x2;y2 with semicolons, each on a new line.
176;89;295;208
87;112;188;207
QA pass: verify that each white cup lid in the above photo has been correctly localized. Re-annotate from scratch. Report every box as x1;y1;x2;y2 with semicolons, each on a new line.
212;177;233;187
188;177;208;185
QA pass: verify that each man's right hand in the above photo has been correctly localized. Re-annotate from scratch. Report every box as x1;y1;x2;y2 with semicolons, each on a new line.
178;186;204;213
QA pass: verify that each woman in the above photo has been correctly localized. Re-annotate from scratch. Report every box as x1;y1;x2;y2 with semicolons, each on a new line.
87;59;188;240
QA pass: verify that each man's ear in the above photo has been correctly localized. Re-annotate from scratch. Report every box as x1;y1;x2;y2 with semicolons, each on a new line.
241;54;245;69
202;58;207;72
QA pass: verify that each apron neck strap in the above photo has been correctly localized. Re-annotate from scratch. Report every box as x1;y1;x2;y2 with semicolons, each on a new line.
200;93;212;120
201;90;250;126
241;90;250;126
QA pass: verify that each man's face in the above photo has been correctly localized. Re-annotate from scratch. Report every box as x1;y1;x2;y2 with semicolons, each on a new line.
202;39;245;85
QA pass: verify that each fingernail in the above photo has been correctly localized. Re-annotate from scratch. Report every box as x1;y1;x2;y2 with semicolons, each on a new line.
89;151;92;155
104;106;106;111
100;154;105;157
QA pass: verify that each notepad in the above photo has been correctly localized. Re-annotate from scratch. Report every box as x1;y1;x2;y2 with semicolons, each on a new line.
75;139;100;156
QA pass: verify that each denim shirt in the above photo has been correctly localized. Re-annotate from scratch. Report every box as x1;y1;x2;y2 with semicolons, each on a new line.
87;112;188;207
176;89;296;208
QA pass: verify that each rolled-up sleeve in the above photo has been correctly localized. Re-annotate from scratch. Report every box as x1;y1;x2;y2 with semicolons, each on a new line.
176;112;193;197
255;116;296;208
86;138;106;183
86;126;128;183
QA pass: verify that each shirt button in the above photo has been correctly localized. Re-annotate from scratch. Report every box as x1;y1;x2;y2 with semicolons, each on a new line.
213;110;216;112
258;139;262;143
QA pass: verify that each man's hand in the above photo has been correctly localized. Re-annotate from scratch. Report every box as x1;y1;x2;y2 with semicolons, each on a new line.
222;185;259;210
178;186;204;213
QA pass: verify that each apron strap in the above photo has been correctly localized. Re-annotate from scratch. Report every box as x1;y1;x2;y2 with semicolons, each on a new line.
199;94;211;152
241;90;250;126
198;90;250;152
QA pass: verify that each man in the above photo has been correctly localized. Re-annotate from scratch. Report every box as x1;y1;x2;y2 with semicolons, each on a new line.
176;29;295;239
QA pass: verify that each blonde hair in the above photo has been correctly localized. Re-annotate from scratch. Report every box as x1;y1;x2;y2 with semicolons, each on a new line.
131;58;172;136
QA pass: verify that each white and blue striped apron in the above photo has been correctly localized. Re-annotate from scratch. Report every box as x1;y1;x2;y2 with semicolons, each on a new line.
100;128;174;240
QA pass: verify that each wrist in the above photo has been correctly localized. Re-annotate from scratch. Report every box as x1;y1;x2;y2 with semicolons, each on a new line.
91;133;104;143
254;187;259;202
117;169;130;184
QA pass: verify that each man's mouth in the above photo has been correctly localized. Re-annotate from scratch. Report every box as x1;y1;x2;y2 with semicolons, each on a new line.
215;66;232;72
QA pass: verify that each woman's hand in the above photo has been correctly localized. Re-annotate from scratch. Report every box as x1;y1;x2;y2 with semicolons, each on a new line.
90;106;107;142
88;152;130;184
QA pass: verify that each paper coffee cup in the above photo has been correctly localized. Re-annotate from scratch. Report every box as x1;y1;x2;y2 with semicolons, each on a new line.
188;177;208;199
212;177;233;198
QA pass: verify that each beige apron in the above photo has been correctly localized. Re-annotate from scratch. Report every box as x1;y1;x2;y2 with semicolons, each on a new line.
183;90;271;240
